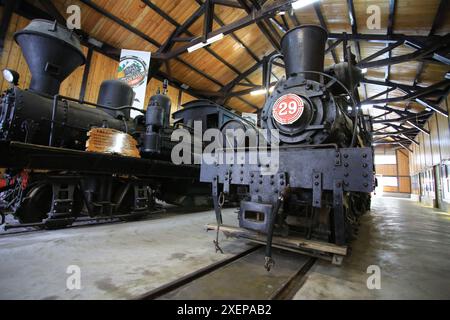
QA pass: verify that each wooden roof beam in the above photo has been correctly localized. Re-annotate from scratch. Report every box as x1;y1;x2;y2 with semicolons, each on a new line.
279;13;290;30
152;2;446;61
361;78;420;93
154;0;292;60
194;1;278;111
358;34;450;69
328;33;444;43
356;41;403;66
79;0;160;47
0;0;19;55
143;1;248;83
37;0;66;24
227;82;278;97
364;80;450;104
14;0;220;105
237;0;281;50
213;0;243;9
269;17;287;33
221;51;279;94
79;0;228;90
346;0;367;98
203;0;214;42
289;7;301;26
194;0;260;63
386;0;396;82
372;111;434;124
373;129;419;136
314;2;338;64
372;105;417;116
412;0;448;87
248;0;284;44
325;40;343;55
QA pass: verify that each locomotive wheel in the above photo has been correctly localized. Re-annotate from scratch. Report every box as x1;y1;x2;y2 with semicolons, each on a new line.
116;186;152;221
15;183;83;227
15;184;52;224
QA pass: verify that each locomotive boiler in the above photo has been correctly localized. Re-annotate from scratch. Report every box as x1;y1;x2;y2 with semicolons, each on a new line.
0;19;243;228
200;25;374;269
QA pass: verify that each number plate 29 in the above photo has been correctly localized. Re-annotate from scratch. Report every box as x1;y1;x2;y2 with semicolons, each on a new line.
272;93;305;125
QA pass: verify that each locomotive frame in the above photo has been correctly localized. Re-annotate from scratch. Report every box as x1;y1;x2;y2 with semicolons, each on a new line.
201;145;373;264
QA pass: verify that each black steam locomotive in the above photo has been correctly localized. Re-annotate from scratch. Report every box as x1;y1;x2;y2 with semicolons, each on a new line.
201;26;374;269
0;19;244;228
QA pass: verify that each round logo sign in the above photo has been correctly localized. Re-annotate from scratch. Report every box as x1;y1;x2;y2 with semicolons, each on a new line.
117;55;148;88
272;94;305;125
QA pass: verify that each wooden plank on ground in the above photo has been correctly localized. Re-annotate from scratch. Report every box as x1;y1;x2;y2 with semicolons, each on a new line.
206;223;347;256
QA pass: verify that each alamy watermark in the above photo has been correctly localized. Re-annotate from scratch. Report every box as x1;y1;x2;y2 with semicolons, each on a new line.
66;265;81;290
170;121;280;175
366;5;381;30
66;5;81;30
366;265;381;290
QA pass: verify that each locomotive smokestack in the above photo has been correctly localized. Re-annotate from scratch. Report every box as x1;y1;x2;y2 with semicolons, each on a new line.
280;25;328;82
14;19;85;96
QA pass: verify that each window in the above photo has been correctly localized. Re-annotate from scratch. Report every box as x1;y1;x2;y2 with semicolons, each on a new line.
374;154;396;165
382;176;398;187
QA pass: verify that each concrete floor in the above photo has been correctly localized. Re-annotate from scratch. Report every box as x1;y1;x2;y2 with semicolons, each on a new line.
295;196;450;299
0;197;449;299
0;208;251;299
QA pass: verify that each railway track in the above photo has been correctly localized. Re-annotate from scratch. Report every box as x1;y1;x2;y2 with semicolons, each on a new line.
0;205;219;237
139;246;316;300
0;209;169;237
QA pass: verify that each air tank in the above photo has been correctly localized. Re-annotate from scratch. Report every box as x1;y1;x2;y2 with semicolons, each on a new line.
148;80;171;128
97;80;135;120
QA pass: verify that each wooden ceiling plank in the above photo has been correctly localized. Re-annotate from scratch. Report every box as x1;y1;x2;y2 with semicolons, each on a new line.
79;0;160;47
357;41;403;66
314;2;338;64
213;0;243;9
79;0;229;92
0;0;18;54
194;0;260;63
159;0;292;59
412;0;448;87
346;0;366;98
280;13;290;30
13;0;217;103
237;0;281;51
248;0;285;43
144;0;245;81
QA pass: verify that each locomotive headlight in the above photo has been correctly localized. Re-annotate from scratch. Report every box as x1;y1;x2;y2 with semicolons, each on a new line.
2;69;19;85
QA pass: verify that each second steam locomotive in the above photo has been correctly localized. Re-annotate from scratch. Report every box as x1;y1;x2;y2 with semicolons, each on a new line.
0;19;244;228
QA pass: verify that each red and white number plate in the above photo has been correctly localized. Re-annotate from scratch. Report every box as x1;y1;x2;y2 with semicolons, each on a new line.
272;93;305;125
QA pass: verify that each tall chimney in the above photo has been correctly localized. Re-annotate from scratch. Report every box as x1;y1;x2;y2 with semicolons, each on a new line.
14;19;85;96
280;25;328;82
